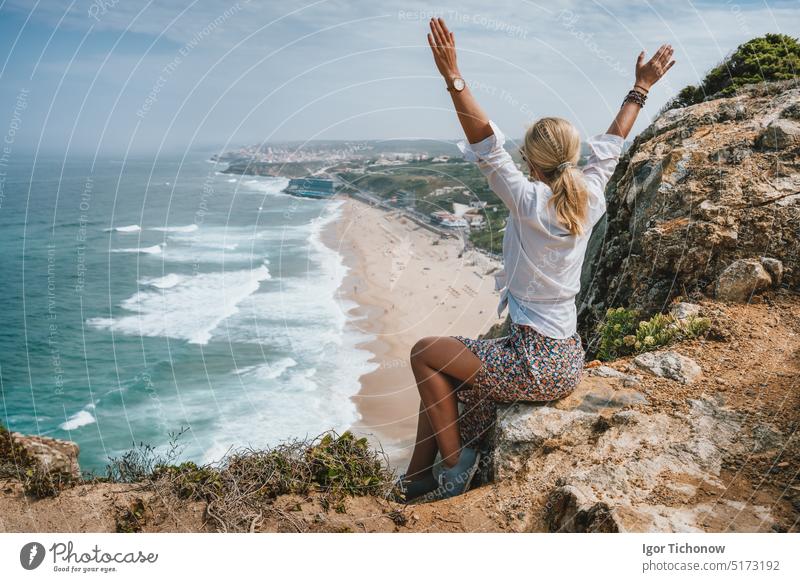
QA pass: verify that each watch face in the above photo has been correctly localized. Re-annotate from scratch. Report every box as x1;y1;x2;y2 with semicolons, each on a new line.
453;77;465;91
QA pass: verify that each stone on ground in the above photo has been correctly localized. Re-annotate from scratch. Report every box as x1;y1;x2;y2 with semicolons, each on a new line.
759;257;784;287
669;302;702;321
633;350;702;384
715;259;774;302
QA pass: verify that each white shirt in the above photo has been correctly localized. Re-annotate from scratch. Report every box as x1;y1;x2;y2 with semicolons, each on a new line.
458;120;624;339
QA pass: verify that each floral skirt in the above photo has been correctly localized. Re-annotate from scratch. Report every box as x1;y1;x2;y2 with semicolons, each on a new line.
452;323;585;447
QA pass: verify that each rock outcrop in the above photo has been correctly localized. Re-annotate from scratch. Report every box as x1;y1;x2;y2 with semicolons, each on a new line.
10;433;81;480
579;80;800;335
492;385;778;532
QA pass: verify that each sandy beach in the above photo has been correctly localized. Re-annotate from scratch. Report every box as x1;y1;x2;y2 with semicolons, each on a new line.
323;198;504;470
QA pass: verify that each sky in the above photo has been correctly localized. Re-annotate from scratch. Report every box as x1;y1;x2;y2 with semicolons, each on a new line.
0;0;797;155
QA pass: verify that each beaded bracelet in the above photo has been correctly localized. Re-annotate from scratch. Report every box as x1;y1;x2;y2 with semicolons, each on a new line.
622;89;648;108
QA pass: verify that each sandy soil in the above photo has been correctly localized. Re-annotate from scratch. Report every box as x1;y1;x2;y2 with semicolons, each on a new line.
0;479;208;533
323;198;504;470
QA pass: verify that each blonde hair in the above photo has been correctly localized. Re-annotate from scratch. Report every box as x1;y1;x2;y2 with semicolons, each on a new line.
521;117;589;236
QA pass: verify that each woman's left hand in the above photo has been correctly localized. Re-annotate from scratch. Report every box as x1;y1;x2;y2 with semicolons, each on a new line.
635;44;675;90
427;18;460;79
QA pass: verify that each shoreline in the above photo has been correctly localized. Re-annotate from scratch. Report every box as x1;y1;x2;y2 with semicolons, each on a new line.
322;197;503;470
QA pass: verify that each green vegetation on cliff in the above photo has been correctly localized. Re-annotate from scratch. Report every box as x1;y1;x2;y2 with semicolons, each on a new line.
107;430;396;531
667;34;800;109
596;307;711;361
3;423;397;530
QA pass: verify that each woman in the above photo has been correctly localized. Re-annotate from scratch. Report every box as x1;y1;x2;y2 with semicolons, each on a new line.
398;18;675;502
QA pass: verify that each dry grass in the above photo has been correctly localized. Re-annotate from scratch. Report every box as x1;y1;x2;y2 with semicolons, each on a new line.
105;430;397;532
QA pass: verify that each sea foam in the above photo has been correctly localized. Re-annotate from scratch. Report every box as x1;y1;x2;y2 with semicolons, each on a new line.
240;177;290;196
111;244;163;255
150;224;199;233
220;202;349;349
105;224;141;233
138;273;185;289
88;264;271;344
59;409;96;431
234;357;298;381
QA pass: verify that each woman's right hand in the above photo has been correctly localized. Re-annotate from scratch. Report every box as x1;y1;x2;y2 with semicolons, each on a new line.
427;18;460;80
635;44;675;90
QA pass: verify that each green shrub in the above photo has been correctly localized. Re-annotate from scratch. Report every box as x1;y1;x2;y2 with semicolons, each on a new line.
596;307;639;361
305;432;389;498
667;34;800;110
596;307;711;361
21;465;75;498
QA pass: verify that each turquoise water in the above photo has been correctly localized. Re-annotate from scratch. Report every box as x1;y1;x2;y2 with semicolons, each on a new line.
0;153;375;473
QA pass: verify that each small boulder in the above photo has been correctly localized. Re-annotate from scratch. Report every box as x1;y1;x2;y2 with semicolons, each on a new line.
758;118;800;149
781;102;800;120
759;257;784;287
11;433;81;479
557;376;648;411
633;351;702;384
669;302;702;321
546;485;621;532
715;258;773;302
587;365;641;386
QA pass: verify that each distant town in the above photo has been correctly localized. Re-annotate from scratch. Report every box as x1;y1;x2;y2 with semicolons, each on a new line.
214;137;603;255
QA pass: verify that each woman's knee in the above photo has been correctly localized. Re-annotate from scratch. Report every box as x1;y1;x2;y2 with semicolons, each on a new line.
410;336;433;359
410;336;437;366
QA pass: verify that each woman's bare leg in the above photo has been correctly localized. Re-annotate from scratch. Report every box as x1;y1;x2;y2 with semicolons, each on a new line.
404;401;438;480
409;336;483;468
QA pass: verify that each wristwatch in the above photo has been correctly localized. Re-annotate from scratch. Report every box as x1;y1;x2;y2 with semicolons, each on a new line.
446;76;466;92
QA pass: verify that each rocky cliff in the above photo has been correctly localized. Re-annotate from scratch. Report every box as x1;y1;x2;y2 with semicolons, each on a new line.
579;80;799;339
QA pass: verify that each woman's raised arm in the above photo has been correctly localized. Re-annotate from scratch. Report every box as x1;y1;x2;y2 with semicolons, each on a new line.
427;18;494;144
427;18;532;216
607;45;675;138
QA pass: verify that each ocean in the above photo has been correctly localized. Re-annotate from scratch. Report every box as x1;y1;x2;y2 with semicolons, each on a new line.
0;153;376;473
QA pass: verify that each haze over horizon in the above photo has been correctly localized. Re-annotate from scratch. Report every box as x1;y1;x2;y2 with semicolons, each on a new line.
1;0;798;155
